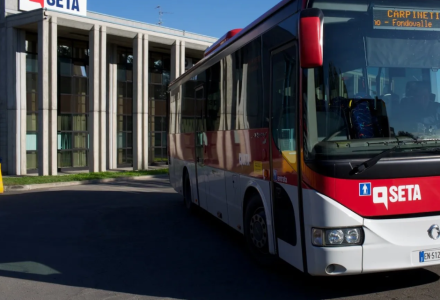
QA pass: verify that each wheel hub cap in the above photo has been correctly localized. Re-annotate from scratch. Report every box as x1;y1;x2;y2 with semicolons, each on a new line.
250;213;267;249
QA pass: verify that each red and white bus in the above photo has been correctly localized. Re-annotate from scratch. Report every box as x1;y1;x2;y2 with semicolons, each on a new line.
167;0;440;275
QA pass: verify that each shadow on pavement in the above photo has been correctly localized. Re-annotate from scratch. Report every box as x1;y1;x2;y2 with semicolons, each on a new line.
0;188;437;299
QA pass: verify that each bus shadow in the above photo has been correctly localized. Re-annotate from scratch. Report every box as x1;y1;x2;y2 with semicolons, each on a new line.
0;188;437;300
272;263;439;299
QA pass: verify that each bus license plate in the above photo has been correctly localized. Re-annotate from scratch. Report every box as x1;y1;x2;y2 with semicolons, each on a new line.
419;250;440;263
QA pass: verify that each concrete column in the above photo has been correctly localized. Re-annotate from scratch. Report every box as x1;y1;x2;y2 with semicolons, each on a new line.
49;16;58;175
17;30;26;175
38;19;50;176
7;29;27;176
142;34;149;170
170;40;180;81
89;26;100;173
107;44;117;170
6;27;18;175
99;26;107;172
133;33;143;170
180;40;186;76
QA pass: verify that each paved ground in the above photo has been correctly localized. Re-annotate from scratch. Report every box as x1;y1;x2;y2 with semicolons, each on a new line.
0;178;440;300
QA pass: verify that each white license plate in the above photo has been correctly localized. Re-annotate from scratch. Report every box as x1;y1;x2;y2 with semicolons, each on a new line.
419;250;440;263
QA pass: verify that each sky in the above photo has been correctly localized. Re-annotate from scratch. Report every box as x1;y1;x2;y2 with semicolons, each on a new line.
87;0;282;38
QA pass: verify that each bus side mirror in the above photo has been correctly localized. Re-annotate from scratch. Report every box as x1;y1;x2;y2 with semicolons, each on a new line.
300;8;324;68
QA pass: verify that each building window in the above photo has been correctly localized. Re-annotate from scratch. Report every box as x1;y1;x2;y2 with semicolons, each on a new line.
26;33;38;172
117;47;134;167
149;52;170;164
57;38;89;169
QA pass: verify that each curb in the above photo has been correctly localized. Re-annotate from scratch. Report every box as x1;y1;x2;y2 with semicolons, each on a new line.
3;174;169;192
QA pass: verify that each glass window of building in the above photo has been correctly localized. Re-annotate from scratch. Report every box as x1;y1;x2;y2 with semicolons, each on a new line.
117;47;134;167
26;33;38;172
149;52;170;164
57;38;89;169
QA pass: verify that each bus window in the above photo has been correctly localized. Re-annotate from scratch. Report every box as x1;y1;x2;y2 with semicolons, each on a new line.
271;44;297;153
206;63;222;132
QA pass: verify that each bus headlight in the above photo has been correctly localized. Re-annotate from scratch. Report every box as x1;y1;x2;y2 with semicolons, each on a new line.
312;227;363;247
345;228;361;244
328;230;344;245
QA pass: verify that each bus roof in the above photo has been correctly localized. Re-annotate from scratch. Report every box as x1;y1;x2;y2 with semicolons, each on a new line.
204;29;242;57
168;0;295;90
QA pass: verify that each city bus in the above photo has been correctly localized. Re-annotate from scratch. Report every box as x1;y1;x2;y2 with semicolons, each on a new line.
167;0;440;275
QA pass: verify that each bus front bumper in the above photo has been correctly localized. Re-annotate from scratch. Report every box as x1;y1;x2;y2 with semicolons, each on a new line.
306;215;440;276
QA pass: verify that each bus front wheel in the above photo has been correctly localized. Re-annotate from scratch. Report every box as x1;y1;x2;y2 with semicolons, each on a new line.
183;172;193;211
244;194;277;266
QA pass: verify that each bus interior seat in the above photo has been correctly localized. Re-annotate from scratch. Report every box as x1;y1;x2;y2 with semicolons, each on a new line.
349;98;390;139
326;97;390;139
398;81;435;121
401;81;435;105
400;81;417;107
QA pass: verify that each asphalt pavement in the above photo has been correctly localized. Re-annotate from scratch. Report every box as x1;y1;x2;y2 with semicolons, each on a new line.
0;177;439;300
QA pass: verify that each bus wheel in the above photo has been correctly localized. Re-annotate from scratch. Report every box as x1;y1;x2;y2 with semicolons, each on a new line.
244;194;277;266
183;173;193;210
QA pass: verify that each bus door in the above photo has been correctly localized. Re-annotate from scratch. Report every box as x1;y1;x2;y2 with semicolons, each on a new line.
194;85;209;210
270;42;304;271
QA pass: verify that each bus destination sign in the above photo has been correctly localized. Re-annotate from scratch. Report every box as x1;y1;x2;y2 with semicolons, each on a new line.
373;7;440;31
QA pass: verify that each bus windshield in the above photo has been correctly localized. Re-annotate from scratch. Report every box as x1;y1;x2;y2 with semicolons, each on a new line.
305;0;440;161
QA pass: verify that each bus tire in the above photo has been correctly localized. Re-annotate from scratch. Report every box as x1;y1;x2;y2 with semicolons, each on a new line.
244;193;277;266
183;172;194;211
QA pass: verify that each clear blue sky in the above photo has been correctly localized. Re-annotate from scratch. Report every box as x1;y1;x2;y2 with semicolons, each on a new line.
88;0;281;38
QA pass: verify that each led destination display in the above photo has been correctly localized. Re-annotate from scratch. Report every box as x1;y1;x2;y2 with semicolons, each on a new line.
373;7;440;31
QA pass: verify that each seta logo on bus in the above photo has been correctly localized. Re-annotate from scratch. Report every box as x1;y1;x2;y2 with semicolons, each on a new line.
19;0;87;16
372;185;422;210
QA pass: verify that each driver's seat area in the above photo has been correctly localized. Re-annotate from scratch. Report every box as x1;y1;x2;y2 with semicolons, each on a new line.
327;97;391;139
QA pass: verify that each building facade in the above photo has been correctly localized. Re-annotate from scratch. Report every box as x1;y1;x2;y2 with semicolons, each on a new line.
0;0;216;175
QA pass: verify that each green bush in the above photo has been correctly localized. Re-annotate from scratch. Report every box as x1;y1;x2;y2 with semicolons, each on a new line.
3;169;169;186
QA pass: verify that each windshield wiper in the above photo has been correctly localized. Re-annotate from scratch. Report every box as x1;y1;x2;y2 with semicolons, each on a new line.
349;144;401;176
349;139;440;175
349;137;440;175
414;138;440;143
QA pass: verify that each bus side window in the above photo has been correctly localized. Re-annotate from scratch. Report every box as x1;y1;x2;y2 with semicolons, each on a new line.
206;62;222;131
